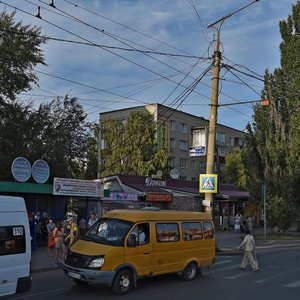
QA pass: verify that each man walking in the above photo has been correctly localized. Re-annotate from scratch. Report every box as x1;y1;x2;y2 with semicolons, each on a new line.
238;229;259;271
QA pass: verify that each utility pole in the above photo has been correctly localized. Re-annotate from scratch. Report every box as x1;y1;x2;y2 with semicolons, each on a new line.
98;116;102;179
204;0;260;214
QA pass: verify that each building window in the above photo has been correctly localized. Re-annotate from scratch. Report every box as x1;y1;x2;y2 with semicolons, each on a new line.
170;138;176;149
179;140;188;151
169;157;175;168
216;131;226;146
170;120;176;131
191;160;196;170
191;128;206;147
217;146;226;157
180;158;187;168
180;123;188;133
180;176;187;181
199;161;205;172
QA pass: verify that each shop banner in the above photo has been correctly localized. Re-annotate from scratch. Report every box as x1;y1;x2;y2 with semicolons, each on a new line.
102;192;138;201
53;177;103;197
146;193;172;202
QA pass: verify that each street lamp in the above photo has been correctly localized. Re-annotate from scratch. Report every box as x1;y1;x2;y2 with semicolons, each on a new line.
204;0;260;214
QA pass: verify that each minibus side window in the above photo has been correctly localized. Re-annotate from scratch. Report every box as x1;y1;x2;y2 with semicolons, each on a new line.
156;223;180;243
129;223;150;246
203;222;215;239
0;225;26;256
182;222;203;241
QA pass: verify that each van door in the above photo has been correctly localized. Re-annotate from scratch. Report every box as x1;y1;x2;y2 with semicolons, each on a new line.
125;223;152;276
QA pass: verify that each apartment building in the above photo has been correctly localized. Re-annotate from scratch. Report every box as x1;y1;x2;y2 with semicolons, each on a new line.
99;103;246;181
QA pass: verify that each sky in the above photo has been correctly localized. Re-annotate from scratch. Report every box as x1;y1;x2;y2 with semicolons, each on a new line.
1;0;297;131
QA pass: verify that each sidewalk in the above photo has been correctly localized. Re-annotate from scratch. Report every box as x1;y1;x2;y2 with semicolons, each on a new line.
31;227;300;273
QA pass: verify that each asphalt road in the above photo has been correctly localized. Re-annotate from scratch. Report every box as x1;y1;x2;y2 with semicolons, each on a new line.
7;246;300;300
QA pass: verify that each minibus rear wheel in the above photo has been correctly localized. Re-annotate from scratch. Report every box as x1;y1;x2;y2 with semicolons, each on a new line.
112;269;133;295
181;262;198;281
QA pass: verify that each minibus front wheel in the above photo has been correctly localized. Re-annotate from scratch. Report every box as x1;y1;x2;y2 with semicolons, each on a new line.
181;262;198;281
112;269;133;295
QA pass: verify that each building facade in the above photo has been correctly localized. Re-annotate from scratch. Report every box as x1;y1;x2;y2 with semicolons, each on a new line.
99;103;246;181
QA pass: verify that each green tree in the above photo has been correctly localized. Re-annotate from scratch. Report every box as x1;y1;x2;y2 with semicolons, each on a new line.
0;11;46;101
41;96;89;179
223;148;247;191
84;124;99;179
243;2;300;231
101;111;169;177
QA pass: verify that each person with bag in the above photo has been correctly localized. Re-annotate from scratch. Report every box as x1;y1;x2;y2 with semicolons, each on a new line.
237;228;260;271
53;220;64;266
47;217;56;256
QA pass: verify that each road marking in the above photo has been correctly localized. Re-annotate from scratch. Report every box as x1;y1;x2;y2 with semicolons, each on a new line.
285;280;300;288
225;272;251;279
216;264;240;272
214;260;232;265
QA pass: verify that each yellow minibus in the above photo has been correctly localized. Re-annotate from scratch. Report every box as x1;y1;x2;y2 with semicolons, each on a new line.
63;208;215;295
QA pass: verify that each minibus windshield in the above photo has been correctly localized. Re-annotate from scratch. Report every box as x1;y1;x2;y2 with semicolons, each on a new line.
82;218;133;246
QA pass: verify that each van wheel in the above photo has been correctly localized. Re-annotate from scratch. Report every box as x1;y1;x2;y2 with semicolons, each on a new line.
73;279;89;286
181;262;198;281
112;269;133;295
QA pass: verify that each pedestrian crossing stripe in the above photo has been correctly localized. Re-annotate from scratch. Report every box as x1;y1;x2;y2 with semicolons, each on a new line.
199;174;218;193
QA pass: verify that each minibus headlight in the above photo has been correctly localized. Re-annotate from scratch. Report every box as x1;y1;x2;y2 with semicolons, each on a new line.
89;257;105;268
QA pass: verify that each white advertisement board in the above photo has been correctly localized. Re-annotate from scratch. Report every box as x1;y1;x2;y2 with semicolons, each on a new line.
53;177;103;197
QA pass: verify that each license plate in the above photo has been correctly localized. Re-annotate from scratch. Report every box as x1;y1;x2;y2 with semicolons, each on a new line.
68;271;81;279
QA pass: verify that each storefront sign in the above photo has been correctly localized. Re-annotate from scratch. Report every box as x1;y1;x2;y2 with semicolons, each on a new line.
146;193;172;202
32;159;50;184
145;177;167;187
102;192;138;201
11;157;31;182
53;177;103;197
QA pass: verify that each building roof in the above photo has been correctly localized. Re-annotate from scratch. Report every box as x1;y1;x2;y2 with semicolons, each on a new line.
104;174;250;200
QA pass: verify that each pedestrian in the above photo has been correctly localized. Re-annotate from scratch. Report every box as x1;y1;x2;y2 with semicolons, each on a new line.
234;212;242;233
237;228;260;271
247;215;254;234
65;217;79;248
223;212;229;231
46;217;56;257
87;212;98;229
79;216;86;236
52;220;64;265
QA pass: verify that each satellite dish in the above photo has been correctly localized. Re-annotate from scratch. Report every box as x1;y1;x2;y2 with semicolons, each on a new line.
170;168;179;179
156;170;163;177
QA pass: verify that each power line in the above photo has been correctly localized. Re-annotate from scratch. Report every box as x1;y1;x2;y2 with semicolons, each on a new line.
0;28;202;59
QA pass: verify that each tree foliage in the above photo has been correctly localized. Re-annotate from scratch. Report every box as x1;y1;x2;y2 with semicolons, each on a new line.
100;111;169;177
0;11;46;101
223;148;247;191
243;2;300;231
0;96;89;182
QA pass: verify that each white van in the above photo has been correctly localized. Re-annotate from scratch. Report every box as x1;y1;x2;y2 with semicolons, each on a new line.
0;196;32;297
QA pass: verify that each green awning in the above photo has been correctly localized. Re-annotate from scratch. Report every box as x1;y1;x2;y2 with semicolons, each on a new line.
0;181;53;194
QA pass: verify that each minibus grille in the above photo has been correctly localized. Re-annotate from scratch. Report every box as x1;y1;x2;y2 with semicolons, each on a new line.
65;251;91;268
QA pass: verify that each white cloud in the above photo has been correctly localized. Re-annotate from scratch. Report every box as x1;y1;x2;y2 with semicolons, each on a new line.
1;0;296;129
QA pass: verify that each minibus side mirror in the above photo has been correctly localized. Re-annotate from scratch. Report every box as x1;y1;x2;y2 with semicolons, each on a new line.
127;234;137;247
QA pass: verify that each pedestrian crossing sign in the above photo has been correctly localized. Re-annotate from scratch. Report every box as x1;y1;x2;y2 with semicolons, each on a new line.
199;174;218;193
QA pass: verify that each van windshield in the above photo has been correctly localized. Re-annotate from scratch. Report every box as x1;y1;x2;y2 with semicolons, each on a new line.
82;218;133;246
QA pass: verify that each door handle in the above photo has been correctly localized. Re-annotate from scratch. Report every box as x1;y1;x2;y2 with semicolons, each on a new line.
144;252;151;255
